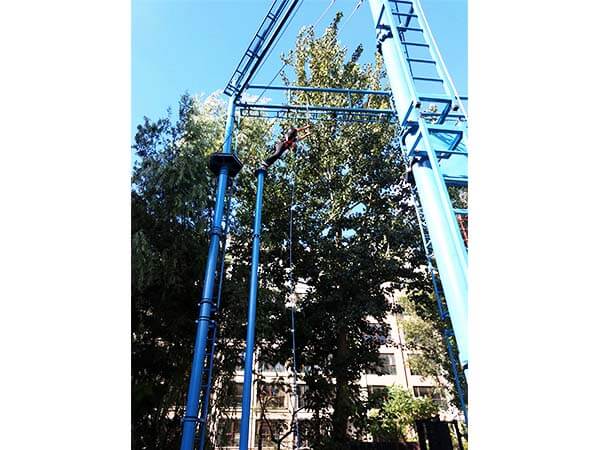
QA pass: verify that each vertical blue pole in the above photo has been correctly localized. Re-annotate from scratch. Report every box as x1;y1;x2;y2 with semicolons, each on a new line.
367;0;468;378
412;160;468;376
239;168;267;450
180;97;236;450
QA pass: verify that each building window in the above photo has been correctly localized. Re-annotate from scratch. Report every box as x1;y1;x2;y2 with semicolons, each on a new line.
297;384;308;409
233;383;243;406
217;419;240;447
258;383;286;409
258;361;286;373
254;419;286;449
367;322;393;346
222;383;244;407
367;385;389;408
298;420;311;449
413;386;444;406
234;352;244;372
367;353;397;375
408;357;421;376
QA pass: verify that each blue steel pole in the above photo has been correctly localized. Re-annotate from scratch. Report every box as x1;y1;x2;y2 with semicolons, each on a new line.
180;97;237;450
239;168;266;450
412;159;468;374
367;0;468;378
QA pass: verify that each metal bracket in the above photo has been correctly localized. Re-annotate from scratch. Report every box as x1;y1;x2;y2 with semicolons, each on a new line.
208;152;244;178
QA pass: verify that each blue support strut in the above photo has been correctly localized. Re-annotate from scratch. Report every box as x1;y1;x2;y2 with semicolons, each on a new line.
367;0;468;379
180;97;237;450
239;168;267;450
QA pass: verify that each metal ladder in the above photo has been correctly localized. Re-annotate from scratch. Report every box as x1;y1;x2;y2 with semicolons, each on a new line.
195;180;235;450
377;0;468;262
410;186;468;423
374;0;469;419
224;0;295;96
375;0;469;387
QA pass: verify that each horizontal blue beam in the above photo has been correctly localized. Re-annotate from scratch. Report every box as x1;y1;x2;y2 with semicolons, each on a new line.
239;109;394;124
246;84;392;97
418;94;469;102
236;102;395;116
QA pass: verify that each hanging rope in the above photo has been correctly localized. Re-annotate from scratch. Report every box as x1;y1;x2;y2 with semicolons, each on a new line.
252;0;337;106
288;157;301;450
338;0;363;33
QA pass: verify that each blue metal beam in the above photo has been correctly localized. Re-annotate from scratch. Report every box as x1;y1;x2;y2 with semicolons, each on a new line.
236;102;396;117
238;85;396;122
224;0;301;97
179;97;237;450
247;84;393;96
239;168;267;450
239;108;395;123
368;0;469;381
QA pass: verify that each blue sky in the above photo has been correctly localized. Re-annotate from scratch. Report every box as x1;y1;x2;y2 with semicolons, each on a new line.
132;0;467;140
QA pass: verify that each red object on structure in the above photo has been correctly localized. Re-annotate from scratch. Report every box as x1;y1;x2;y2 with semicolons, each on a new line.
457;214;468;247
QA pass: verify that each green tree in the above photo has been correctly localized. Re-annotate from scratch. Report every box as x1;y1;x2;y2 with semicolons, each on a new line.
132;93;215;450
218;15;432;449
397;291;467;412
131;92;272;449
368;386;438;443
132;13;462;450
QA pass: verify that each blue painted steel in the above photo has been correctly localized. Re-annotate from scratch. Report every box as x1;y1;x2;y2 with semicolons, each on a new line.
239;106;395;124
367;0;469;378
409;0;468;117
444;329;468;425
247;84;393;96
240;85;394;115
410;187;467;421
238;85;395;123
224;0;301;97
239;168;267;450
236;102;395;116
411;158;468;376
180;97;237;450
197;181;235;450
416;117;467;277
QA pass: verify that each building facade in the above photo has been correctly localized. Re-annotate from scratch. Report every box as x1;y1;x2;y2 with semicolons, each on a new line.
211;303;460;450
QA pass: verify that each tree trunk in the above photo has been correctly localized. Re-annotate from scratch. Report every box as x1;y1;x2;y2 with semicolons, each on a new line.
331;330;352;446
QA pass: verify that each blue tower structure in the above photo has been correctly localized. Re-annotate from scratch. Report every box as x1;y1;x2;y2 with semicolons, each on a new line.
367;0;469;379
179;3;302;450
178;1;468;449
179;97;243;450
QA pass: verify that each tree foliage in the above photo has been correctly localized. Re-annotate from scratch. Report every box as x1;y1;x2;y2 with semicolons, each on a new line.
131;92;272;449
132;13;464;450
215;16;431;449
368;386;437;443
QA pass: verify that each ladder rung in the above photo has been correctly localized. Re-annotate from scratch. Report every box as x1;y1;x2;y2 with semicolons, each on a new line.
454;208;468;215
413;148;467;157
443;175;468;186
391;1;414;4
417;93;453;102
402;41;429;47
425;123;465;133
408;58;436;64
397;26;423;32
392;12;418;18
436;149;467;156
413;76;444;83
